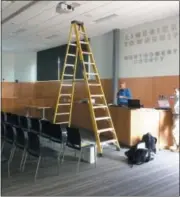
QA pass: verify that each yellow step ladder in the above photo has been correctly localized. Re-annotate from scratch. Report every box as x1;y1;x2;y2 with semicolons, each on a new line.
53;20;120;155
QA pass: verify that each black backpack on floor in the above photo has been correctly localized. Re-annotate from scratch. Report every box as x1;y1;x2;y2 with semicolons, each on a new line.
125;133;157;167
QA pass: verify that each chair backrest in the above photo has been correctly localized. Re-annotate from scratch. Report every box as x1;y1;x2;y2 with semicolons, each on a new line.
40;119;51;135
14;126;26;148
5;124;15;143
6;112;12;123
19;116;29;130
1;123;5;138
48;123;63;142
66;127;81;150
11;113;19;126
1;111;5;122
27;131;40;156
29;117;40;133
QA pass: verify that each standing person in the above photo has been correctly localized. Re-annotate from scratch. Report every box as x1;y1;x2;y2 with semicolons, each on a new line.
117;82;132;106
170;88;179;152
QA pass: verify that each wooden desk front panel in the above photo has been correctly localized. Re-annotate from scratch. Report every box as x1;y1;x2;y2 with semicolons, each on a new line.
130;109;159;146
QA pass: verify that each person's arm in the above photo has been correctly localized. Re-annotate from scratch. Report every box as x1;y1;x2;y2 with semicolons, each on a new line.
126;89;132;99
120;89;132;99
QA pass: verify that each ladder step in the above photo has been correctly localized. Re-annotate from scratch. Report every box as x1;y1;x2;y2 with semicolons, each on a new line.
56;121;69;124
86;73;98;76
56;113;70;116
61;84;72;87
101;139;117;146
84;62;95;65
68;53;76;57
66;64;74;67
93;105;107;109
82;52;92;55
95;117;110;121
80;41;88;44
97;128;114;134
58;103;71;106
63;74;74;77
88;83;101;86
91;94;104;98
70;43;76;46
60;94;71;97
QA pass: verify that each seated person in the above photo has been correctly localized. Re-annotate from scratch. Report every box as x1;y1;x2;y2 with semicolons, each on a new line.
117;82;132;106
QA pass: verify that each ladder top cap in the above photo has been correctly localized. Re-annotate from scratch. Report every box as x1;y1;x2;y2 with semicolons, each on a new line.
71;20;84;25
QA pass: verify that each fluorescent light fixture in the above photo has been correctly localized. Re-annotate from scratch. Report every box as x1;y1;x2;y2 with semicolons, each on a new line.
94;14;119;24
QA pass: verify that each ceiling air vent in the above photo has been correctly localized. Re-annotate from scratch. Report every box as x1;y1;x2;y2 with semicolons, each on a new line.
11;28;26;35
46;35;58;39
94;14;119;24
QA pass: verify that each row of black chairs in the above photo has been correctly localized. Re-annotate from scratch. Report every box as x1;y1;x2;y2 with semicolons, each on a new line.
1;111;96;181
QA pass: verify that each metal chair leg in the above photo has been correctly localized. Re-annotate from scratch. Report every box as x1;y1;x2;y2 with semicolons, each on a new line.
34;156;41;181
1;140;5;153
7;145;16;178
20;148;26;171
77;149;82;173
94;145;96;168
61;144;66;163
21;151;28;172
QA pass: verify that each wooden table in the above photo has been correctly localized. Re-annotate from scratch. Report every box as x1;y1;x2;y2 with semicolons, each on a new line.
25;105;52;119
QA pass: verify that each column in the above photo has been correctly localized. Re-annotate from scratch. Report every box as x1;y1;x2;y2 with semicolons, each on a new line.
112;29;120;104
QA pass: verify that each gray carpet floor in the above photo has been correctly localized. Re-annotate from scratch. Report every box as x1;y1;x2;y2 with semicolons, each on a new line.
1;140;179;196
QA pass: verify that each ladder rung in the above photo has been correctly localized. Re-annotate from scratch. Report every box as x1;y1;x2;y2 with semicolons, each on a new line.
84;62;95;65
58;103;71;106
91;94;104;98
95;117;110;121
61;84;72;87
86;73;98;76
60;94;71;97
66;64;74;67
56;113;70;116
93;105;107;109
70;43;76;46
101;139;117;146
97;128;114;134
56;121;69;124
68;53;76;57
80;41;88;44
63;74;74;77
79;31;86;35
82;52;92;55
88;83;100;86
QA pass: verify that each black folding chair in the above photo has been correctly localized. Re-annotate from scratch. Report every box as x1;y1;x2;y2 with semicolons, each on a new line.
62;127;96;172
2;124;15;177
21;131;61;181
19;116;29;132
29;117;41;134
8;126;27;172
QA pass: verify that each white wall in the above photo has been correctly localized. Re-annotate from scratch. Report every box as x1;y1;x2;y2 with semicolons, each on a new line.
91;31;113;79
119;16;179;78
2;52;37;82
14;52;37;82
2;52;15;82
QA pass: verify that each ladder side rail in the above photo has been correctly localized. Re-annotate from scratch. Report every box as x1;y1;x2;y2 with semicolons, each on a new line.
74;24;102;154
82;25;120;150
53;25;73;123
69;30;79;127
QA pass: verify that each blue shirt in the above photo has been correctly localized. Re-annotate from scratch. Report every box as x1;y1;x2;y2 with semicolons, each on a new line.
117;88;132;105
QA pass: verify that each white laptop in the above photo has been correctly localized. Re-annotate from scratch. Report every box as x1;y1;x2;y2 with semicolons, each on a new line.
158;99;170;108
